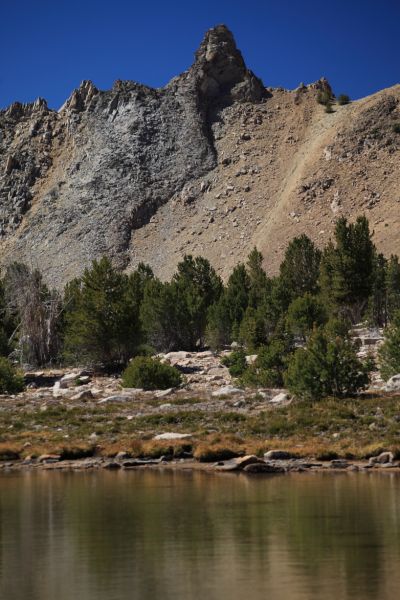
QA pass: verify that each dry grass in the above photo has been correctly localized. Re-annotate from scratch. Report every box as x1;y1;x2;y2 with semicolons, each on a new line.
1;393;400;463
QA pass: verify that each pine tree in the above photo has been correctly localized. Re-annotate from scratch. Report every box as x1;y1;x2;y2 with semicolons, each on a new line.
386;255;400;321
368;253;387;327
285;293;327;342
319;216;375;323
279;234;321;308
285;325;370;400
246;247;270;307
205;294;231;349
64;257;141;366
140;279;188;351
243;337;292;387
173;255;222;347
379;310;400;380
224;264;251;340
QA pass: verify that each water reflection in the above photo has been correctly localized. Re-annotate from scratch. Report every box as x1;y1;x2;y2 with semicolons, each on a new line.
0;470;400;600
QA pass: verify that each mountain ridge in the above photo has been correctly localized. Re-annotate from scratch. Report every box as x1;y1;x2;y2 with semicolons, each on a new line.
0;25;399;286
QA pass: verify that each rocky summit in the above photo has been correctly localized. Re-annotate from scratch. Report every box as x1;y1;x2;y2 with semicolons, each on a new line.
0;24;399;287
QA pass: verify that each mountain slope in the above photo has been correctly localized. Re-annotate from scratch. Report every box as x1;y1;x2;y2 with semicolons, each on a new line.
0;25;399;286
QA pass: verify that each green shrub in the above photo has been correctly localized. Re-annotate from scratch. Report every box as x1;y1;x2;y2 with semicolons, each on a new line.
0;358;24;394
122;356;182;390
285;327;370;400
241;338;291;387
392;123;400;134
325;102;334;113
221;350;247;377
337;94;350;105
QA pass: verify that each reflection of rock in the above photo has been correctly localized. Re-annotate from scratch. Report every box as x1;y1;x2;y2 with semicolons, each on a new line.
215;455;264;471
243;462;285;474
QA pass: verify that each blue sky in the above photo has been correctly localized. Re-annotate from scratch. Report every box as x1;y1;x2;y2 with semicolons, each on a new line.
1;0;399;109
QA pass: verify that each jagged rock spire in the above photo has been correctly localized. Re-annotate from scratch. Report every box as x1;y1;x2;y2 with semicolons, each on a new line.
192;24;266;103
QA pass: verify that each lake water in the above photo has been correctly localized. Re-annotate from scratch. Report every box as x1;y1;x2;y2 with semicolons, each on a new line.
0;469;400;600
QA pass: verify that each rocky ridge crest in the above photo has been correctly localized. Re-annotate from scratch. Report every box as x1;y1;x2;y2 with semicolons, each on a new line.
0;25;399;285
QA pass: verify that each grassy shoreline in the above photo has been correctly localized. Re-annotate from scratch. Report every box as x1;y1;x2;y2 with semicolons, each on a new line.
1;390;400;464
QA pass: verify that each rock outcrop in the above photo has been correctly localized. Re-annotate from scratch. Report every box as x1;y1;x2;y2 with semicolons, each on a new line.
0;24;399;286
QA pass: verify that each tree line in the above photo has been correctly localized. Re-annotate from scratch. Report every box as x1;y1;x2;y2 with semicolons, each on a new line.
1;215;400;399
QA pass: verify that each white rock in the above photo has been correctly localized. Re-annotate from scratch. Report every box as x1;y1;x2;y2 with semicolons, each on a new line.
164;351;190;362
59;373;79;388
97;394;132;404
246;354;258;365
71;389;93;401
153;432;192;440
155;388;174;398
212;386;243;397
52;381;70;398
270;392;289;404
195;350;214;358
384;374;400;392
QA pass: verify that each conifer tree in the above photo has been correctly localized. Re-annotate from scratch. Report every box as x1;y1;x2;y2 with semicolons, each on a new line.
379;310;400;380
386;255;400;321
224;264;251;340
279;234;321;308
246;248;270;308
285;292;327;342
64;257;140;366
173;255;222;347
319;216;375;322
368;253;388;327
285;324;370;399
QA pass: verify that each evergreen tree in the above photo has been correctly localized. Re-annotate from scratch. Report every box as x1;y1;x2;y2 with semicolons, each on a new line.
173;255;222;347
246;247;270;308
319;216;375;323
279;234;321;308
285;325;370;400
238;306;268;350
368;253;387;327
224;264;251;340
379;310;400;380
205;295;231;349
285;293;328;342
140;279;187;351
243;337;292;387
64;257;141;366
386;255;400;321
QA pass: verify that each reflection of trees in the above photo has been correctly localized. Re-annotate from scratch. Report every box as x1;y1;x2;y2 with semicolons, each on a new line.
271;473;394;599
0;471;400;600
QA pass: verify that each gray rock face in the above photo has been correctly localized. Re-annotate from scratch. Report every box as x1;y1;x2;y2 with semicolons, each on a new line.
0;25;265;287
